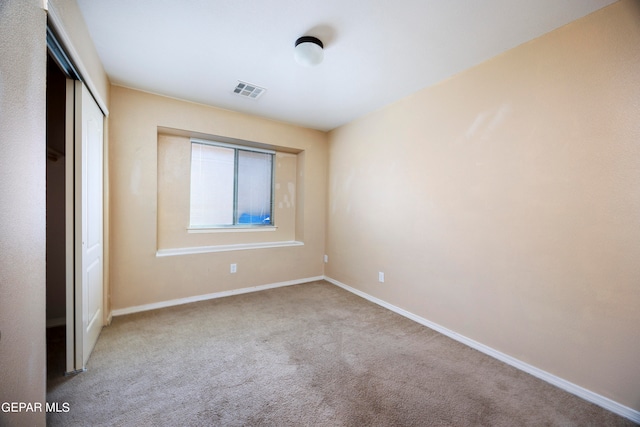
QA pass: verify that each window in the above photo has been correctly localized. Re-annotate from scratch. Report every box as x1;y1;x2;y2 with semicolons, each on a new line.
189;139;274;228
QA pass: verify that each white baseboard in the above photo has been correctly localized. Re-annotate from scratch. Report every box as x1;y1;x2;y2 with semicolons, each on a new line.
46;316;66;328
324;276;640;424
111;276;324;317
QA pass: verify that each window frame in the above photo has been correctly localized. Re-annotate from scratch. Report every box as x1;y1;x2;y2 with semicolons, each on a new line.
189;138;276;230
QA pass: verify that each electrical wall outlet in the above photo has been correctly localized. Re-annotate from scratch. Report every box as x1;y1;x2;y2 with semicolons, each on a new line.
230;263;237;274
324;254;329;263
378;272;385;283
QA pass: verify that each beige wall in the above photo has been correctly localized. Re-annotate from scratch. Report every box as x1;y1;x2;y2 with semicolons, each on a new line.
109;86;327;310
326;0;640;412
0;1;47;425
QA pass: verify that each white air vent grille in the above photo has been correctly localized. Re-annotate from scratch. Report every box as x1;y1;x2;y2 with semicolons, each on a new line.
233;81;266;99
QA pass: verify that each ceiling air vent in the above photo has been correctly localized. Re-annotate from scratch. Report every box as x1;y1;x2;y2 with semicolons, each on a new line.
233;81;266;99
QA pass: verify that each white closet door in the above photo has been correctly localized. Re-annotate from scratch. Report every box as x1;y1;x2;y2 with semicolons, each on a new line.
74;81;104;369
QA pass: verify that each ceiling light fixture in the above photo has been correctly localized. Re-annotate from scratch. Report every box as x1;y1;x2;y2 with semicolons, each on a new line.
294;36;324;67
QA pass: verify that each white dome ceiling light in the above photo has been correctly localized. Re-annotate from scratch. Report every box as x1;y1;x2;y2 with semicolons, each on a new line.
294;36;324;67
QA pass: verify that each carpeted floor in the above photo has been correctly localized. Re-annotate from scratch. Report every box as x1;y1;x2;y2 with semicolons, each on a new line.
47;281;635;426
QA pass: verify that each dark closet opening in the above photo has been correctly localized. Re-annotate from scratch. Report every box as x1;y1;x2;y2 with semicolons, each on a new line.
46;52;68;381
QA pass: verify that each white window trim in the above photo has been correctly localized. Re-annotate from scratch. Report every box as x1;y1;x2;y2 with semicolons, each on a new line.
187;226;277;233
156;240;304;257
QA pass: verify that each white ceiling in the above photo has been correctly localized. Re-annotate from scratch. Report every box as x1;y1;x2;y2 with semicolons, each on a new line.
76;0;616;131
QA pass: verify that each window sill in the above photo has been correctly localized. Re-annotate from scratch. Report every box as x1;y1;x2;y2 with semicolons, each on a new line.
156;240;303;257
188;226;277;234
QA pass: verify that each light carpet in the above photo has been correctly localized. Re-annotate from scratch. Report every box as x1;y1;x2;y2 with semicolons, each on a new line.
47;281;635;426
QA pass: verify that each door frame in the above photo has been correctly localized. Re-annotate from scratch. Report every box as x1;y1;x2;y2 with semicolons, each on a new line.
47;11;110;374
64;78;76;373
